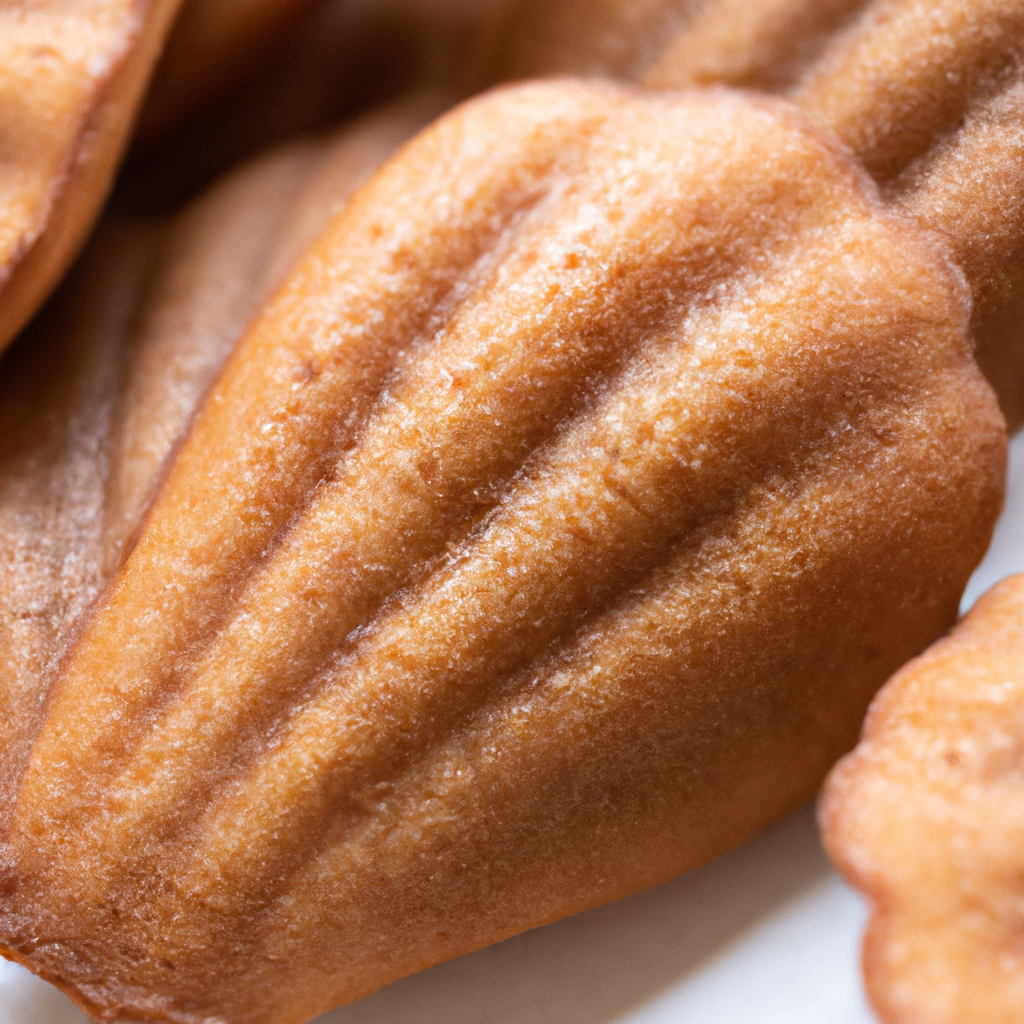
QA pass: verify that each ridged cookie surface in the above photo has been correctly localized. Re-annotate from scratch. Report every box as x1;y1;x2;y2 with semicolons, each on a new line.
0;81;1004;1024
474;0;1024;427
0;97;428;830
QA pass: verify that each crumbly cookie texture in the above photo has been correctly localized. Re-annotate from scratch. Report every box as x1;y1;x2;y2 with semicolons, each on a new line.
473;0;1024;428
0;96;430;830
0;0;185;353
823;574;1024;1024
0;80;1004;1024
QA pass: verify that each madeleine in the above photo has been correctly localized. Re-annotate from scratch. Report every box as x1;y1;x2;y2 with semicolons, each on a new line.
0;81;1004;1024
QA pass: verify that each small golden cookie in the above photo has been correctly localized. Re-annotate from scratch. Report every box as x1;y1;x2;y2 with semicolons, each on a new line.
823;574;1024;1024
0;81;1003;1024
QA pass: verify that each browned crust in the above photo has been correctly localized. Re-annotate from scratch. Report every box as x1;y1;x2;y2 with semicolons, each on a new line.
0;96;434;841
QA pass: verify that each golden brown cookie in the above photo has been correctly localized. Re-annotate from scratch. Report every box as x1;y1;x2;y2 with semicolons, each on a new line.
0;80;1003;1024
472;0;1024;428
822;573;1024;1024
0;96;431;830
0;0;186;354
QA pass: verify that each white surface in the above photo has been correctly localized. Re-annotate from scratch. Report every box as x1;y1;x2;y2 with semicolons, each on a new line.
4;431;1024;1024
961;429;1024;613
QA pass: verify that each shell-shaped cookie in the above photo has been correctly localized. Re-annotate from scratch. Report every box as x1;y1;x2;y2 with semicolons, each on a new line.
823;574;1024;1024
471;0;1024;427
0;0;186;353
0;81;1005;1024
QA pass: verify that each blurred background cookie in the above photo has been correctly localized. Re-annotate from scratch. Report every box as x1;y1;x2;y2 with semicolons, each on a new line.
0;0;183;354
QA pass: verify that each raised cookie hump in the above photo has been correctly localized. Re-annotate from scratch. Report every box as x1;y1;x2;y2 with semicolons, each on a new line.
0;81;1004;1024
474;0;1024;427
822;574;1024;1024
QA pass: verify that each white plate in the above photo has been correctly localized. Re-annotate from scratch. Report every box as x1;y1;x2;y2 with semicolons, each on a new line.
5;431;1024;1024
